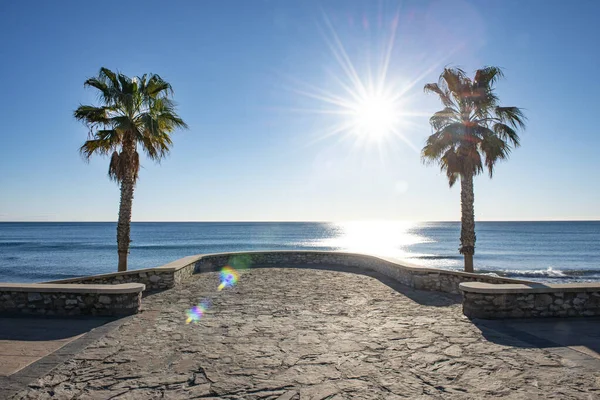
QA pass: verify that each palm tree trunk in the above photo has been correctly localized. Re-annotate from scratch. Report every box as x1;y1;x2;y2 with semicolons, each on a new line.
117;176;134;271
116;140;136;272
117;175;134;272
459;172;476;273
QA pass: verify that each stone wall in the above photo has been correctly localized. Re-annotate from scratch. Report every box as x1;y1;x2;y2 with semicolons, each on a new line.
41;251;531;296
9;251;598;320
194;251;532;294
460;282;600;318
173;259;197;285
47;256;200;292
0;283;144;317
49;270;173;291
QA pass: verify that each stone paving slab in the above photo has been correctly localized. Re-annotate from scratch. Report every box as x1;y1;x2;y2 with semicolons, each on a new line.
507;318;600;359
0;318;110;377
7;268;600;399
476;317;600;367
0;317;122;398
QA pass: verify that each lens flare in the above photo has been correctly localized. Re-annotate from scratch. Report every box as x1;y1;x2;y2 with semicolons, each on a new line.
186;265;245;324
228;254;252;270
218;266;239;291
185;299;211;324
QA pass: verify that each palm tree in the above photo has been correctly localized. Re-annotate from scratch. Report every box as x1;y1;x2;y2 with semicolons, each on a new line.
76;68;188;272
422;67;525;272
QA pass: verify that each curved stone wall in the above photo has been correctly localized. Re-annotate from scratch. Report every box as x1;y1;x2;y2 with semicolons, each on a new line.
46;251;533;295
9;251;596;320
460;282;600;319
0;283;144;317
48;255;199;291
194;251;532;294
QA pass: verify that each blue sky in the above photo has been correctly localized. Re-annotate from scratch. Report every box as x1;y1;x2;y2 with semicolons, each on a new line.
0;0;598;222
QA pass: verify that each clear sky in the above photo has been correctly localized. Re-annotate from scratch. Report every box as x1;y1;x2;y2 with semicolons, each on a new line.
0;0;598;222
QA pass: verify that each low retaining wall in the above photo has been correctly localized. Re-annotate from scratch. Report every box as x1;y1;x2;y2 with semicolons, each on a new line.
47;255;199;291
460;282;600;318
42;251;531;296
195;251;532;294
6;251;595;320
0;283;144;317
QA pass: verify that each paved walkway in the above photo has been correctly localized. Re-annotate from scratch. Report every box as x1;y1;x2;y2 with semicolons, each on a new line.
478;317;600;367
0;317;118;399
7;267;600;399
0;319;88;377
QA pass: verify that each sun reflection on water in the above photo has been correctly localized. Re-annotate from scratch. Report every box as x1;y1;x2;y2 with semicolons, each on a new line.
317;221;433;260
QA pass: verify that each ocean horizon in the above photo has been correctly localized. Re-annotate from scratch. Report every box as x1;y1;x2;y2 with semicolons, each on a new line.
1;221;599;284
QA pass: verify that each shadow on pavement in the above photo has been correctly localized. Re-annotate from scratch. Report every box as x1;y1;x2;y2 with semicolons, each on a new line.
235;264;462;307
473;317;600;355
0;317;127;399
0;317;112;341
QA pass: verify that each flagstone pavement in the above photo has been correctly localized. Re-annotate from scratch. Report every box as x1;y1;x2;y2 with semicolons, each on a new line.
7;267;600;399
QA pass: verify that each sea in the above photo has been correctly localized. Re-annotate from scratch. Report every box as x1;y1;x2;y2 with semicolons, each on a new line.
0;221;599;283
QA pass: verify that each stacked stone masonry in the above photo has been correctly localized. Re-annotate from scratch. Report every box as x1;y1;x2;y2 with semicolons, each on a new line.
48;261;197;291
3;251;600;319
0;290;142;317
462;289;600;319
45;252;531;296
195;251;531;294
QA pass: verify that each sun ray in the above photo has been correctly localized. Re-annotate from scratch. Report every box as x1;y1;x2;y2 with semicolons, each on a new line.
377;7;401;94
304;120;360;147
321;13;368;98
390;127;420;153
278;10;454;158
325;68;364;104
287;85;356;110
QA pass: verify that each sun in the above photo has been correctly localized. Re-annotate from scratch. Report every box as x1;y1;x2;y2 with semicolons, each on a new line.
282;11;438;154
350;92;400;141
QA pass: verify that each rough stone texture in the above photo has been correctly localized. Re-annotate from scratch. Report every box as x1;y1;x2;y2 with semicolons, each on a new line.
196;251;532;294
10;269;600;399
173;261;196;285
35;251;534;299
0;291;142;317
463;291;600;319
47;262;197;292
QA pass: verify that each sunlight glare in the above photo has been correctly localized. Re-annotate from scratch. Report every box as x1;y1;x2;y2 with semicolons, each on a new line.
280;10;441;156
351;92;399;141
315;221;433;260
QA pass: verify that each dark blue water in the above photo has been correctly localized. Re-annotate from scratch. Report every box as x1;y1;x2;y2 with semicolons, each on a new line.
0;221;599;283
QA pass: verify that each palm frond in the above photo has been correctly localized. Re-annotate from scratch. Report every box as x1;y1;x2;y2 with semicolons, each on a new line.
83;78;109;99
145;74;173;98
422;123;468;163
99;68;120;88
493;123;520;147
441;67;468;96
109;115;136;133
473;66;504;88
429;107;460;130
495;106;527;129
80;137;117;159
74;105;112;127
440;149;461;187
423;83;455;108
78;68;187;179
108;151;140;183
461;145;483;176
479;132;510;177
423;66;525;184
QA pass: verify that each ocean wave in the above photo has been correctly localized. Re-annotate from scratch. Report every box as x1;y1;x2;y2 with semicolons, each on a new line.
1;271;82;281
410;255;463;260
478;267;600;279
0;241;31;247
